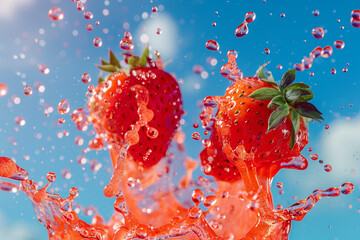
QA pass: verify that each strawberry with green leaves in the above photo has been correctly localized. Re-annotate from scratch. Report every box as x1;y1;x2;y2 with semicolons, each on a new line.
201;67;323;181
88;48;183;168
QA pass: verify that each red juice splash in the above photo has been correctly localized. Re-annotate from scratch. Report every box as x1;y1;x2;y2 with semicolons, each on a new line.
0;49;355;239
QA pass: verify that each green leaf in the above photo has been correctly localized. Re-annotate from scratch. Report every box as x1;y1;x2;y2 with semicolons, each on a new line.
248;88;281;100
267;105;290;133
128;56;140;68
109;50;121;68
256;67;267;80
139;46;149;67
293;102;324;122
97;64;117;72
285;89;313;104
289;109;300;149
285;83;310;91
267;95;286;109
98;76;104;83
266;71;275;82
280;69;296;89
100;58;110;66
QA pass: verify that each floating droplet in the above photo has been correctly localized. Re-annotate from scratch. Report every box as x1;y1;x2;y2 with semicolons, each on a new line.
312;27;324;39
340;182;354;195
322;46;333;58
48;8;64;21
77;3;84;11
86;24;94;31
351;10;360;20
15;116;26;126
334;40;345;49
84;11;93;20
39;64;50;74
24;85;32;96
61;168;72;179
245;12;256;23
205;40;220;51
280;13;285;18
342;67;348;72
120;32;134;50
350;17;360;28
324;164;332;172
58;118;65;124
156;27;162;35
265;48;270;54
331;68;336;74
58;99;70;114
93;37;102;47
81;73;91;84
47;172;56;182
152;6;158;12
312;10;320;16
235;22;248;38
0;83;7;97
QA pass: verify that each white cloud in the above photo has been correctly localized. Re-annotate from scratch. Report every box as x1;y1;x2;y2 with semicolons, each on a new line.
0;211;41;240
136;14;178;59
0;0;33;20
320;115;360;181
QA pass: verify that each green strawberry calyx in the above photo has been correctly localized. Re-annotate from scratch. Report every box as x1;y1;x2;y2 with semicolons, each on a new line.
96;46;150;83
249;66;324;149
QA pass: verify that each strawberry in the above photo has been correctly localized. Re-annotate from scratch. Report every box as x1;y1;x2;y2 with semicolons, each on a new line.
88;48;183;168
201;67;323;181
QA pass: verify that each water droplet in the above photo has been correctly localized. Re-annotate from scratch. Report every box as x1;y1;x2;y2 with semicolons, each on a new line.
35;81;45;92
265;48;270;54
58;118;65;124
188;206;202;219
61;168;72;179
280;13;285;18
312;27;324;39
48;8;64;21
156;27;162;35
322;46;333;58
86;24;94;31
203;195;217;207
235;22;248;38
324;164;332;172
69;187;79;197
81;73;91;83
84;11;93;20
77;3;84;11
191;189;204;204
351;18;360;28
39;64;50;74
192;132;201;140
93;37;102;47
334;40;345;49
152;6;158;12
351;10;360;20
342;67;348;72
15;116;26;126
245;12;256;23
325;124;329;130
24;85;32;96
309;154;319;160
119;33;134;50
46;172;56;182
0;83;7;97
58;99;70;115
331;68;336;74
212;22;216;27
312;10;320;16
205;40;220;51
340;182;354;195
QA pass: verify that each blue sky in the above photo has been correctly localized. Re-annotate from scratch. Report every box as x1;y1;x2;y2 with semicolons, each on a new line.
0;0;359;239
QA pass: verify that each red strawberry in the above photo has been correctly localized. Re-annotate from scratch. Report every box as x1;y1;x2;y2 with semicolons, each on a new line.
88;48;183;168
201;67;323;181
